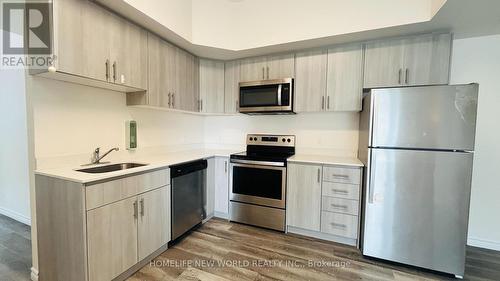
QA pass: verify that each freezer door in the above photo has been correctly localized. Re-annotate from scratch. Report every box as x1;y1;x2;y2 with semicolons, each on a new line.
363;148;473;276
371;84;478;151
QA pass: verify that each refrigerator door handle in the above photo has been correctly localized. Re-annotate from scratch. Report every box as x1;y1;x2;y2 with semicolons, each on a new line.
368;149;375;204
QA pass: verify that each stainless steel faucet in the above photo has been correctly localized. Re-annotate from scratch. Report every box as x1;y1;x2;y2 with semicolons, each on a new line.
91;147;119;164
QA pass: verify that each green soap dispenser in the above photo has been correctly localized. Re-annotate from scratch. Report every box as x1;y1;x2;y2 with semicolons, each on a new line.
126;120;137;150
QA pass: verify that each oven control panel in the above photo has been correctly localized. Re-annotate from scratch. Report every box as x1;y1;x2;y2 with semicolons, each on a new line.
247;134;295;147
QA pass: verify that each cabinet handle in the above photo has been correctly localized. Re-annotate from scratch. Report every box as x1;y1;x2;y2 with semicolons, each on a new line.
321;96;325;110
332;189;348;194
236;100;239;110
172;93;175;107
200;99;203;112
133;200;138;219
168;92;171;107
405;68;409;84
398;69;402;84
105;59;110;81
317;168;321;183
266;66;269;79
140;198;144;217
327;96;330;110
331;222;347;229
112;61;116;82
224;161;228;173
262;67;265;80
332;174;349;179
331;204;348;209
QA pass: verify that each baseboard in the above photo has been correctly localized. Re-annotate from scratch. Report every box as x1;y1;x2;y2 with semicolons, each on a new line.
214;211;229;219
0;206;31;226
287;226;357;247
468;237;500;251
30;267;38;281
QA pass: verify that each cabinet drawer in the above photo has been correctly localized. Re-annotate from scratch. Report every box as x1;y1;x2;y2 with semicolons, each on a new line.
323;166;361;184
86;169;169;210
322;197;359;215
322;182;360;200
321;211;358;239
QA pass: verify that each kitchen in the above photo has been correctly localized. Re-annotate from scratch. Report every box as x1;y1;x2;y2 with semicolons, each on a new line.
0;0;499;280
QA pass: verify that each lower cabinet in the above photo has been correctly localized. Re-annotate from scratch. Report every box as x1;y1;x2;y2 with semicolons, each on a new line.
35;169;171;281
87;186;170;281
214;157;230;216
287;163;322;231
287;162;362;246
87;197;138;281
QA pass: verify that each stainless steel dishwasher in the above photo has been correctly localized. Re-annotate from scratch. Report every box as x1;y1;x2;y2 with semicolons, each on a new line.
170;159;207;241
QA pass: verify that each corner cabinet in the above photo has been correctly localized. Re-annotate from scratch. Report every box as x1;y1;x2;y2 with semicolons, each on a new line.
364;33;451;88
199;59;225;113
33;0;148;92
36;169;171;281
287;162;363;247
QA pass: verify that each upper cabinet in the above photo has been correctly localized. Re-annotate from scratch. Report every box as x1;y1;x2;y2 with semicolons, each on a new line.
224;60;240;114
364;33;451;88
128;33;199;112
294;50;328;112
326;44;364;112
240;54;295;82
40;0;148;92
199;59;225;113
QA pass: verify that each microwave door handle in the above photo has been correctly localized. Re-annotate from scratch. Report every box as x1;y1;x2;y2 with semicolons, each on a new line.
277;84;282;106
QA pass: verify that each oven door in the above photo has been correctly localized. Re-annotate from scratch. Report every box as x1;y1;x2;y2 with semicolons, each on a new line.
230;161;286;209
239;79;292;113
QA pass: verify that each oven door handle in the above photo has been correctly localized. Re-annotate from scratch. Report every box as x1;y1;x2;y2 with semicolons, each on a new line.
277;84;282;106
230;159;286;168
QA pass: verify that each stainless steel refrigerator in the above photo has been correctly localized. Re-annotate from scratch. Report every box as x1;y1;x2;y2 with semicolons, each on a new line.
358;84;478;278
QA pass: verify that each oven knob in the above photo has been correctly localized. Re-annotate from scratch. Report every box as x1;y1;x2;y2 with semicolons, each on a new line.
287;138;291;142
282;138;286;142
249;137;253;141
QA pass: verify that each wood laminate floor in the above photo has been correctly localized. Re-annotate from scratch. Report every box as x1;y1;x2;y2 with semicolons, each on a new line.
0;214;32;281
130;218;500;281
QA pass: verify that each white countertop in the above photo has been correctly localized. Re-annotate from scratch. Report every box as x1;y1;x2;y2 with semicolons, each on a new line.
288;154;364;167
35;149;363;184
35;149;239;184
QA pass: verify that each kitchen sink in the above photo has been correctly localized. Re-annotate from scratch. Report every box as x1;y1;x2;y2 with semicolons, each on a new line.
76;163;148;173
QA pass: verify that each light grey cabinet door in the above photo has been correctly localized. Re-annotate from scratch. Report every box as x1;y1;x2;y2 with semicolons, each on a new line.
326;44;364;111
287;163;322;232
403;33;451;86
175;49;199;111
138;186;170;260
294;50;328;112
267;53;295;79
224;60;240;113
240;56;267;82
56;0;110;82
364;38;405;88
214;157;230;215
109;14;148;89
146;33;176;108
87;197;138;281
199;59;225;113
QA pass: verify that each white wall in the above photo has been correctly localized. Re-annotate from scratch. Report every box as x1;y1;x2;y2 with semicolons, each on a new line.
204;112;360;157
192;0;438;50
0;69;31;225
450;34;500;250
28;76;205;161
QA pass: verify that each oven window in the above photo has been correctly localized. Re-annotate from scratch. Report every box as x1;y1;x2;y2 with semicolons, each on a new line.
232;166;283;200
240;85;278;107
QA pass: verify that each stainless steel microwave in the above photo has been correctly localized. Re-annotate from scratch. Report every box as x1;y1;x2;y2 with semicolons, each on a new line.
239;78;294;114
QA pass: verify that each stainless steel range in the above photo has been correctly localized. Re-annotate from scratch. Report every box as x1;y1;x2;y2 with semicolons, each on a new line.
229;134;295;231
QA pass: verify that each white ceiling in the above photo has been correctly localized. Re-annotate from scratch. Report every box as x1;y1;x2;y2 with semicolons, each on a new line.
97;0;500;60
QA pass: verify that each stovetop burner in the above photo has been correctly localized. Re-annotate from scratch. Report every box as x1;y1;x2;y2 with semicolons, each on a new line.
230;134;296;164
